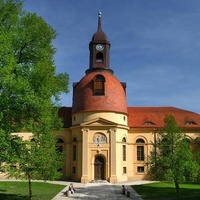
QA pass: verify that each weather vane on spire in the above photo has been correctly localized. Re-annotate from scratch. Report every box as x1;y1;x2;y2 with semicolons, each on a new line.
98;9;102;18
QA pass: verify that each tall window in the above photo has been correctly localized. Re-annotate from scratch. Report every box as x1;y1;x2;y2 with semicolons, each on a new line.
123;145;126;161
136;138;145;161
73;145;76;161
93;75;105;95
55;138;64;173
73;137;77;161
56;138;64;153
137;146;144;161
72;166;76;174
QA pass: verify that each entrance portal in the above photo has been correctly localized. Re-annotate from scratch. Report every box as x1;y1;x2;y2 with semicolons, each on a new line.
94;156;104;180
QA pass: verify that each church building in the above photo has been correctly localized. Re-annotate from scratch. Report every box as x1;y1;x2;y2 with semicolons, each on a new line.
56;12;200;183
0;11;199;183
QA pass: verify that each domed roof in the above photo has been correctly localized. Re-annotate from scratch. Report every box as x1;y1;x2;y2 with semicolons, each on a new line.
92;29;109;43
72;71;127;114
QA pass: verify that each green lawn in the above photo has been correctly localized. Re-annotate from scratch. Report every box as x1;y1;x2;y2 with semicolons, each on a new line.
0;181;66;200
132;182;200;200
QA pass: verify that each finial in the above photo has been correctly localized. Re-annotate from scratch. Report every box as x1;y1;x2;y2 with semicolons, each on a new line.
97;9;102;30
98;9;102;18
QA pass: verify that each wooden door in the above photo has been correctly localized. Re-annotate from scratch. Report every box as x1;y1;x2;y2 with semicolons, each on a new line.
94;156;104;180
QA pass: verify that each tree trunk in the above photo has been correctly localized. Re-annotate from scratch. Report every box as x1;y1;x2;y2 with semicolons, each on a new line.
28;178;32;200
174;180;180;200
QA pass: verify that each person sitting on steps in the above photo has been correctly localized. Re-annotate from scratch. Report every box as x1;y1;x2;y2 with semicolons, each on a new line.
68;183;76;194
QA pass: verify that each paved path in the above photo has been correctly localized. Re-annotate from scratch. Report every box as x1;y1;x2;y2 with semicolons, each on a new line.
52;180;152;200
0;178;152;199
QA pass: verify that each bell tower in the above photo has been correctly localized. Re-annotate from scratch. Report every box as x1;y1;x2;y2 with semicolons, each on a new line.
86;10;113;74
71;10;128;184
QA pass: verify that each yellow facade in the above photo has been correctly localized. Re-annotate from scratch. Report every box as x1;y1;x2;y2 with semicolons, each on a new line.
56;119;200;183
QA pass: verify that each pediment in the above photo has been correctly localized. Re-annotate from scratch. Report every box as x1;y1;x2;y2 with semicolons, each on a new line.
81;117;118;126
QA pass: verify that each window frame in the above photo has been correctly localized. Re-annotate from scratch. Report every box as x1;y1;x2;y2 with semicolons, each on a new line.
123;167;127;174
93;75;105;95
136;138;145;161
123;145;126;161
137;146;144;161
137;166;144;173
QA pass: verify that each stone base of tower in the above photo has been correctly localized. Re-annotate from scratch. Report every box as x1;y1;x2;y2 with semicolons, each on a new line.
81;176;90;183
109;176;118;184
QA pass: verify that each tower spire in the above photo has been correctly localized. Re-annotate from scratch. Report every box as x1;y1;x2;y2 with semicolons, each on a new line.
98;9;102;30
87;10;113;74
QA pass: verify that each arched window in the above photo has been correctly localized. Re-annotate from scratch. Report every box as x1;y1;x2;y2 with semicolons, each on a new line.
122;137;127;161
56;138;64;153
136;138;145;143
57;138;64;143
136;138;145;161
93;133;107;145
96;52;103;62
93;75;105;95
122;137;126;143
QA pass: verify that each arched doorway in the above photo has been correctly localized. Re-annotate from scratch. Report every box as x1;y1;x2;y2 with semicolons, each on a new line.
94;156;105;180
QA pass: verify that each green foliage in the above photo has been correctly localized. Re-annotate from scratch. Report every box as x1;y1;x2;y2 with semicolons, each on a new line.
0;0;69;133
148;115;199;182
147;115;199;199
0;0;69;199
191;138;200;181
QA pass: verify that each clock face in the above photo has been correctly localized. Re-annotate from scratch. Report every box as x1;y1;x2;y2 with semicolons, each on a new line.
96;44;104;51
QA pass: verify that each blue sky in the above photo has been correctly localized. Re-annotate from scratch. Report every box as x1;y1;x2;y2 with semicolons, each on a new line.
24;0;200;113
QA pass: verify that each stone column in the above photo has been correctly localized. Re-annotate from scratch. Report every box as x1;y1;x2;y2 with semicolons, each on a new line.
81;129;89;183
109;128;117;183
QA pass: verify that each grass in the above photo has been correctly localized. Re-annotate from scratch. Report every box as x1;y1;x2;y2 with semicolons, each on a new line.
132;182;200;200
0;181;66;200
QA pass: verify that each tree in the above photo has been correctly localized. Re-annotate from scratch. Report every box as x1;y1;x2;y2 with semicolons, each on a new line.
0;1;69;199
147;115;199;200
0;132;64;199
191;137;200;181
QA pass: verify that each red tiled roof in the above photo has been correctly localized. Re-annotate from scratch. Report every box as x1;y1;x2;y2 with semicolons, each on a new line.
128;106;200;129
59;106;200;130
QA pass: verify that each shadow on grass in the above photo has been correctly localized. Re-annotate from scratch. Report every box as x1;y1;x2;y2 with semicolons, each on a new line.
132;183;200;200
0;181;66;200
0;193;29;200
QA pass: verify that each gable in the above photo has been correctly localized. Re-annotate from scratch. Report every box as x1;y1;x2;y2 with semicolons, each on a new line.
81;117;118;126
